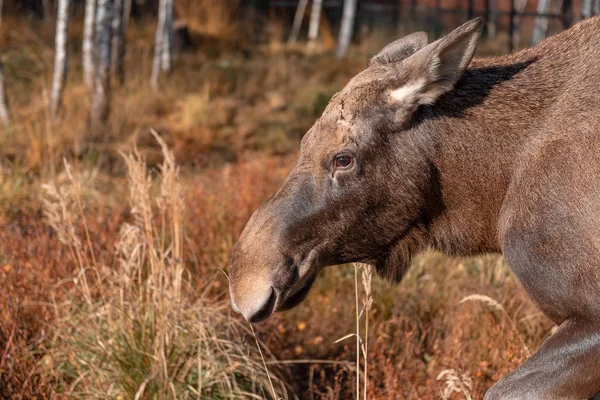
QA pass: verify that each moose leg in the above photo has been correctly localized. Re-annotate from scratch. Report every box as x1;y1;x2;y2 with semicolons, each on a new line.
484;318;600;400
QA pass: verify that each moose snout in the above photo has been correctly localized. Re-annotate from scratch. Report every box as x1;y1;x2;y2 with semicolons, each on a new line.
228;216;290;322
229;278;279;323
229;181;313;322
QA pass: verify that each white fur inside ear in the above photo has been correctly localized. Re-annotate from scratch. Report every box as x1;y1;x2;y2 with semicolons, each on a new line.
389;80;425;102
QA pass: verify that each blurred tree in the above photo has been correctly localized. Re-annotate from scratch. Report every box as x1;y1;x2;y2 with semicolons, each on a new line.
111;0;126;84
336;0;357;59
123;0;132;33
90;0;114;127
583;0;593;17
487;0;497;39
533;0;550;45
288;0;308;44
0;63;9;129
151;0;172;90
50;0;71;118
161;0;173;73
83;0;96;89
0;0;7;129
510;0;528;50
307;0;322;50
42;0;49;21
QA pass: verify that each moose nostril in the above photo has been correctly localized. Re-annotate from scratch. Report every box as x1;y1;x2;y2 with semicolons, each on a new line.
249;287;278;323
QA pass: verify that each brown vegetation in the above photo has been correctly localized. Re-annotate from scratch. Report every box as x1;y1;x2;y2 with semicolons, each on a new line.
0;8;555;400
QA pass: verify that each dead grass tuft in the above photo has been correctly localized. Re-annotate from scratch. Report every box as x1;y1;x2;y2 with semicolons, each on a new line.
41;132;289;399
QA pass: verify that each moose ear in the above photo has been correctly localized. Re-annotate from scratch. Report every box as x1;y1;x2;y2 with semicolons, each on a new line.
369;31;429;67
389;18;483;107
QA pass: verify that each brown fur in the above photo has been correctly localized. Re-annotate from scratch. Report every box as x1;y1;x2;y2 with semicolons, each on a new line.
230;17;600;399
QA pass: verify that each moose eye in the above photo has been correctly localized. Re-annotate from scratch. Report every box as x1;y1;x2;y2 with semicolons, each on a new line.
334;154;354;170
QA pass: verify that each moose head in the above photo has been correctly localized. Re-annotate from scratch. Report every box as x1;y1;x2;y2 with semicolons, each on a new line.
229;18;483;322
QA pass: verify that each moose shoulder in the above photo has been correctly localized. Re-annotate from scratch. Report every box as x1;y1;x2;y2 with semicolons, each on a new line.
229;16;600;400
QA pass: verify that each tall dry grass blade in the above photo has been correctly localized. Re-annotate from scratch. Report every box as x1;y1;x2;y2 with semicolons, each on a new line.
250;324;279;400
461;294;531;356
353;263;360;399
360;263;372;400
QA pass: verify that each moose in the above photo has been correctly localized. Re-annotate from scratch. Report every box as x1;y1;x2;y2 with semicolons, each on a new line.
229;16;600;399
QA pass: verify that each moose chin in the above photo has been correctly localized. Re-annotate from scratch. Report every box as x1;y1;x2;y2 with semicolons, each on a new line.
229;16;600;400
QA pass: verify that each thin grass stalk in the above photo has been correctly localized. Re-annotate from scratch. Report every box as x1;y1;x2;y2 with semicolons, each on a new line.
354;263;360;399
250;324;278;399
63;160;105;304
361;264;372;400
461;294;531;357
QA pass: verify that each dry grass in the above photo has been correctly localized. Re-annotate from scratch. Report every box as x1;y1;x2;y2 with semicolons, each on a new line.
40;133;289;399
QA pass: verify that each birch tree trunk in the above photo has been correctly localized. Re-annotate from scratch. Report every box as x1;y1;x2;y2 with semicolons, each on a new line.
288;0;308;44
307;0;323;50
90;0;113;128
50;0;71;119
336;0;357;59
111;0;125;84
83;0;96;89
161;0;173;73
532;0;550;45
151;0;167;89
0;64;9;129
583;0;594;17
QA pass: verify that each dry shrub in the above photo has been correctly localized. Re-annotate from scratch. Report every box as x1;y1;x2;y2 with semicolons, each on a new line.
41;132;288;399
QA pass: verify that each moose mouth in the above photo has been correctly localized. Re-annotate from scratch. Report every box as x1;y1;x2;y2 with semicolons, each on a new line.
277;272;317;311
248;267;318;323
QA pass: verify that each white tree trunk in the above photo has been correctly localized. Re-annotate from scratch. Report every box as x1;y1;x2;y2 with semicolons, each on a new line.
83;0;96;89
532;0;550;45
582;0;594;17
50;0;71;118
161;0;173;73
288;0;308;44
336;0;357;59
0;64;9;128
151;0;167;89
111;0;125;84
307;0;323;50
90;0;113;127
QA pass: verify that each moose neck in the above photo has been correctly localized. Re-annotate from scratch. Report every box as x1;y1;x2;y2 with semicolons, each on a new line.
409;45;569;258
